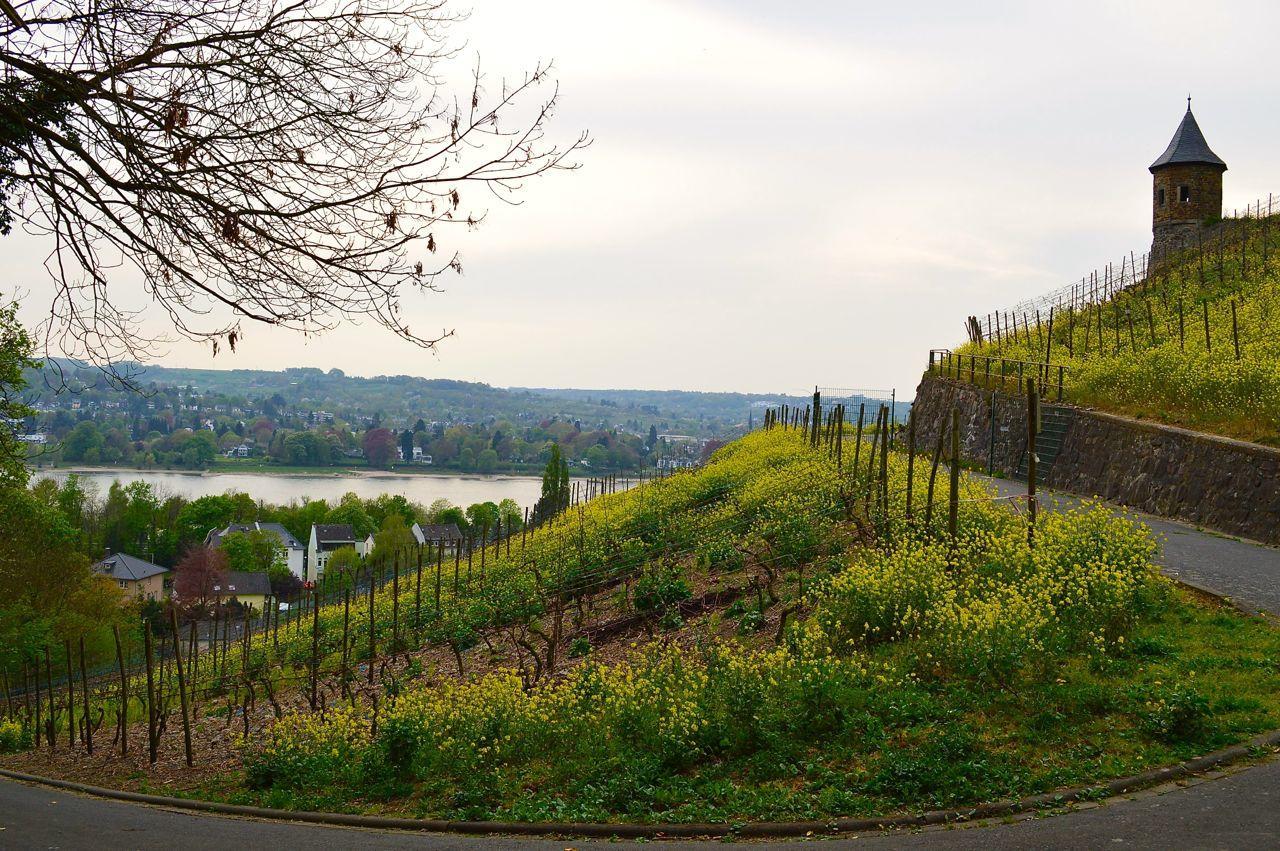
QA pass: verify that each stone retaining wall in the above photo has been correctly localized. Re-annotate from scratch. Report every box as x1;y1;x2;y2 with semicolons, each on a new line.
912;374;1280;545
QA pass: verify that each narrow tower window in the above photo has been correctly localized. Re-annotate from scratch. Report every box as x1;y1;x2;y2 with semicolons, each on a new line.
1157;188;1166;206
1179;185;1191;203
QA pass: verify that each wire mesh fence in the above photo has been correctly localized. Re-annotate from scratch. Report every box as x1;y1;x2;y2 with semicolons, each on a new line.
969;192;1279;344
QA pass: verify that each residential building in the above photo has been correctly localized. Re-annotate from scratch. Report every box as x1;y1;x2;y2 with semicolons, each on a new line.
94;552;169;601
307;523;358;581
213;571;272;613
205;521;307;579
411;522;464;554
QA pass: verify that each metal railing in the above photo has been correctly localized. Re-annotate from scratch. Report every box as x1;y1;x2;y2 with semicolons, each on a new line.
973;193;1279;344
928;349;1066;401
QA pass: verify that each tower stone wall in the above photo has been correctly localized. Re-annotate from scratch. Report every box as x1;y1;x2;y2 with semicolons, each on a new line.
1152;162;1223;261
1148;107;1225;265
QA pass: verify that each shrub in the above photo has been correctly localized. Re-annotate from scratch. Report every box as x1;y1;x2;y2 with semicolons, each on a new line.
0;717;31;754
1138;685;1211;743
633;563;691;614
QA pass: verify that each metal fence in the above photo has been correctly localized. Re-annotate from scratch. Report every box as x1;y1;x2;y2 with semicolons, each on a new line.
971;193;1280;344
928;349;1066;401
814;387;904;423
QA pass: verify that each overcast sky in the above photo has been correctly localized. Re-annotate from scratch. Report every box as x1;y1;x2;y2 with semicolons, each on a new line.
8;0;1280;399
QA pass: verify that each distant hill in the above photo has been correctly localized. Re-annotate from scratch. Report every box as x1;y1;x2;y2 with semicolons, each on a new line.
25;360;818;437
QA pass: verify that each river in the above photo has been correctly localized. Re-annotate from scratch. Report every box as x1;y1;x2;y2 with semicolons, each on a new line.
32;468;547;509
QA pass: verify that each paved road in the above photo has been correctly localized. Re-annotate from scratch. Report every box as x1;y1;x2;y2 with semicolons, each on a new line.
3;484;1277;849
985;476;1280;616
1;758;1278;849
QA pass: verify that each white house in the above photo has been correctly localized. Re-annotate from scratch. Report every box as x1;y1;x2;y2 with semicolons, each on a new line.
205;521;306;579
306;523;370;582
411;522;464;555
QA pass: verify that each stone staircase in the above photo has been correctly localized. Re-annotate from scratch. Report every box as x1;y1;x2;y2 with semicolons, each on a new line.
1015;406;1075;485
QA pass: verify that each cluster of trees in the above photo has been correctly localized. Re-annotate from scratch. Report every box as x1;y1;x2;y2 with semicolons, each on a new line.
31;409;666;473
31;474;525;573
0;304;132;674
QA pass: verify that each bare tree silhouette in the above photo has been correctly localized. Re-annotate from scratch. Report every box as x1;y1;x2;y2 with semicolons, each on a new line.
0;1;587;379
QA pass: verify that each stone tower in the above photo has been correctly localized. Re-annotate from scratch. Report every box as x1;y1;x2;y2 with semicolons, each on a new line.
1149;102;1226;263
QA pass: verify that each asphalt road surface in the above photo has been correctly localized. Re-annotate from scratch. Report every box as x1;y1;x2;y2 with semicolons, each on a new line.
2;759;1278;850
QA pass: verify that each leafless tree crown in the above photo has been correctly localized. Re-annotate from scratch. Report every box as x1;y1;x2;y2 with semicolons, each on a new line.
0;0;587;372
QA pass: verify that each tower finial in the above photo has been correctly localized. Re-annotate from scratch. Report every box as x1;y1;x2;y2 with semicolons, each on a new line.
1187;94;1192;111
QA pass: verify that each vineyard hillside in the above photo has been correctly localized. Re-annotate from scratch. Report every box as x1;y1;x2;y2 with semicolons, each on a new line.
5;422;1279;825
954;208;1280;444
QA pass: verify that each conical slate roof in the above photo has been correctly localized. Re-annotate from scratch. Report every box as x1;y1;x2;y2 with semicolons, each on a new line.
1150;108;1226;173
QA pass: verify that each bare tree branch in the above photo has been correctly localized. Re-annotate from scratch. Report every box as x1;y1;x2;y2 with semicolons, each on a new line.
0;0;588;379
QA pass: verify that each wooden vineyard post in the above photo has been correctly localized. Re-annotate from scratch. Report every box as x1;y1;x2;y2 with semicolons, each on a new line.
1066;305;1075;357
1026;378;1039;549
924;414;947;534
24;664;33;737
341;588;351;701
367;569;376;684
44;646;54;749
863;407;882;519
391;549;400;649
310;586;321;710
30;662;40;749
811;390;821;448
1232;300;1241;361
64;639;75;747
414;545;423;630
905;411;915;525
434;543;443;611
188;622;200;721
221;605;231;676
988;393;997;474
169;609;193;767
143;628;157;764
852;403;865;474
947;408;960;548
78;637;92;755
1203;301;1211;353
1043;307;1054;383
453;542;461;594
1178;296;1185;351
835;404;844;470
1147;300;1156;346
466;535;474;589
879;407;890;531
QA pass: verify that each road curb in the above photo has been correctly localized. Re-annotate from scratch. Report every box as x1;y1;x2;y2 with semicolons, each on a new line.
2;729;1279;840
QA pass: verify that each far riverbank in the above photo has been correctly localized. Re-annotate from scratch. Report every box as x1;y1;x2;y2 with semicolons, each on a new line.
30;467;552;508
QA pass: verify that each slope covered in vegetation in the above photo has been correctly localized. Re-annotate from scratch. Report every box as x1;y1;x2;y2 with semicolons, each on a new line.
954;212;1280;443
4;427;1280;823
